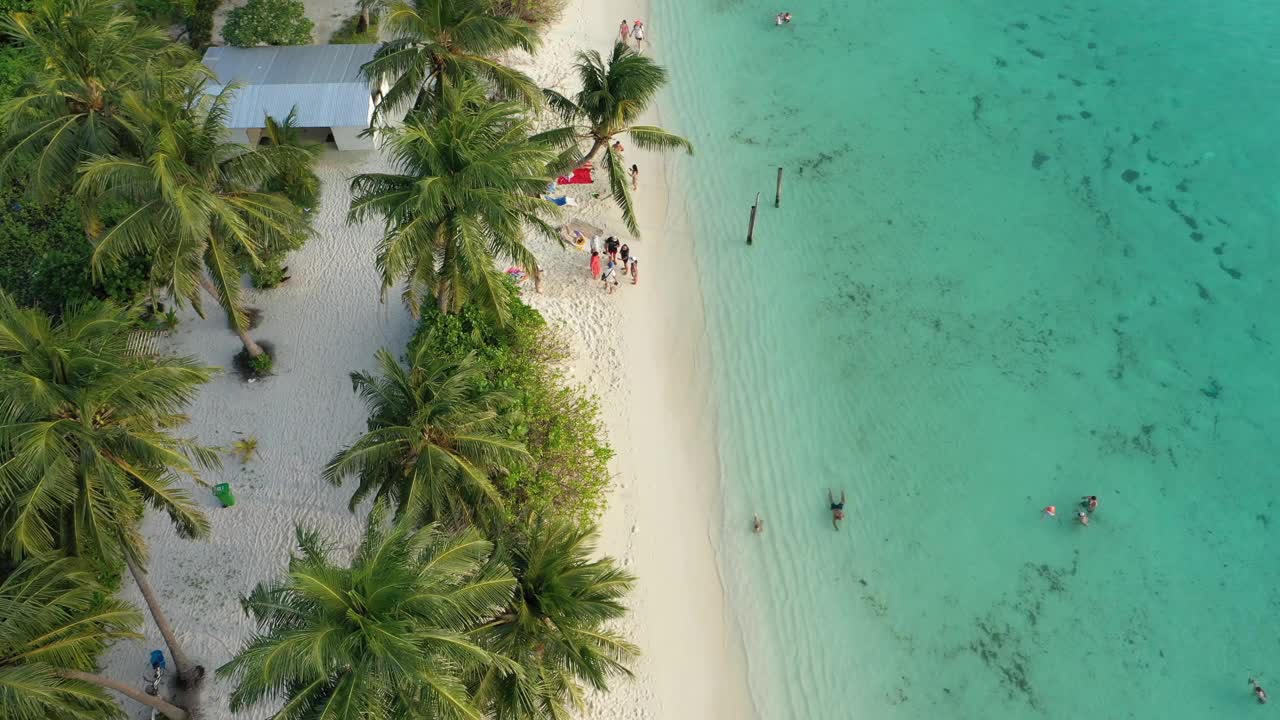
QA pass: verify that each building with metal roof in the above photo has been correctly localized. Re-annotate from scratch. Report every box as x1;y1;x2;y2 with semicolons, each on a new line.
202;44;384;151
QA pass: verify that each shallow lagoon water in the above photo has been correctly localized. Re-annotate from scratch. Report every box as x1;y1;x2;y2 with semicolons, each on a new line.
651;0;1280;717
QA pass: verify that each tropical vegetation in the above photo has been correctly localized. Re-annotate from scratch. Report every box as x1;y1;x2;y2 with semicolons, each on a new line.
348;83;556;318
411;301;613;523
324;342;529;529
0;554;190;720
222;0;313;47
0;0;649;717
79;82;314;360
473;518;636;719
0;0;193;197
218;510;517;719
0;294;217;712
538;42;693;236
362;0;541;118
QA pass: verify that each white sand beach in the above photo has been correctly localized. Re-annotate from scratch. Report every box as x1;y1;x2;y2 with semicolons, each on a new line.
100;1;754;718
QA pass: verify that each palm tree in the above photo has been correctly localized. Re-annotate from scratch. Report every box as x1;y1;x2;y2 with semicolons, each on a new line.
537;42;693;237
261;106;323;211
0;293;218;696
348;84;557;318
218;508;518;720
0;0;194;198
472;519;636;720
324;344;528;528
362;0;541;119
357;0;380;34
0;554;190;720
77;81;313;359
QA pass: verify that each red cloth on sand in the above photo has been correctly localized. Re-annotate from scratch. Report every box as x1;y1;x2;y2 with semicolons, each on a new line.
557;165;594;185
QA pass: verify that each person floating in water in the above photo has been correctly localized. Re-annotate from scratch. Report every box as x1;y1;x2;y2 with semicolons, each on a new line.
753;514;764;534
1041;505;1057;520
1081;495;1099;512
829;489;846;530
1076;510;1089;527
1251;677;1268;704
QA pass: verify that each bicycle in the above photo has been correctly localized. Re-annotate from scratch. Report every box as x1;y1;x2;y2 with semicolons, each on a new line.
143;650;166;720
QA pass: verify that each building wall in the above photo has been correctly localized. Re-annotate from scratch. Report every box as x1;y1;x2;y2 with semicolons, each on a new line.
332;126;374;151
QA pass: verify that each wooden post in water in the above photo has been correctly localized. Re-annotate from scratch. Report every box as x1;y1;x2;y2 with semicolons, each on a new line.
747;192;760;245
775;167;784;207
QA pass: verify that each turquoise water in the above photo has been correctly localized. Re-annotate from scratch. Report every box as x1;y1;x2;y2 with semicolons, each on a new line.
652;0;1280;717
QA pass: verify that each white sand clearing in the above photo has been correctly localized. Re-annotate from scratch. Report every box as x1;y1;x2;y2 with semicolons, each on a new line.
100;1;754;718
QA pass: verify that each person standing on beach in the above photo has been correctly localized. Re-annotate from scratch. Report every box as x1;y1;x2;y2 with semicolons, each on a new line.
619;243;630;274
829;489;846;530
619;19;630;44
628;254;638;284
605;236;620;264
632;20;645;47
602;261;619;293
590;250;602;280
630;164;640;191
1251;678;1269;704
753;514;764;533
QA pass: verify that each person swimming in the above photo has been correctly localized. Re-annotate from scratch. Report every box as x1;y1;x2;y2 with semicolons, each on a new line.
829;489;846;530
1081;495;1099;512
1251;677;1268;704
1041;505;1057;519
1076;510;1089;526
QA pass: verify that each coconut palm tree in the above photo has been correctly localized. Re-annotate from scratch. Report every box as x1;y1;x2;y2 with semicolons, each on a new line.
261;106;323;211
472;519;636;720
536;42;693;237
324;344;528;528
77;81;313;359
0;554;190;720
0;0;195;198
357;0;380;34
361;0;540;119
348;83;557;318
0;293;218;696
218;508;518;720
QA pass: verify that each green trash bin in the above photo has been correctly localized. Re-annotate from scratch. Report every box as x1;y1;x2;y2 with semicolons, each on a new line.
213;482;236;508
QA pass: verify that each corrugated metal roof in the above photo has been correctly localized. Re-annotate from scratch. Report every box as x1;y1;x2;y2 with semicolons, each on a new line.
202;45;381;129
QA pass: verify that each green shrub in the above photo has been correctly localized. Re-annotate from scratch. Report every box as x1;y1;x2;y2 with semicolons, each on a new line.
185;0;220;49
222;0;313;47
0;0;32;17
127;0;194;23
328;11;378;44
0;46;34;101
247;253;289;288
0;183;151;316
249;352;273;374
411;301;614;523
491;0;567;26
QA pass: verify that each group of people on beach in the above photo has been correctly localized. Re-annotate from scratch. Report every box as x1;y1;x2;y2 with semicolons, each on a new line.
618;19;645;48
589;235;637;293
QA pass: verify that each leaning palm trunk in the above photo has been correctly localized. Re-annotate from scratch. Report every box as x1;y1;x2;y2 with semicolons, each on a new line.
58;669;189;720
126;554;205;703
581;137;609;166
198;276;264;357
